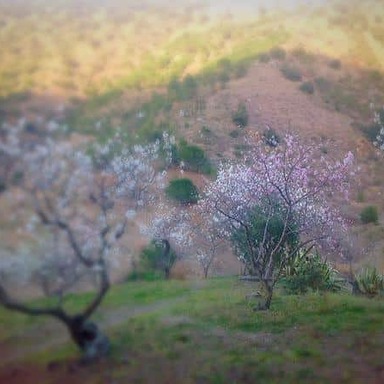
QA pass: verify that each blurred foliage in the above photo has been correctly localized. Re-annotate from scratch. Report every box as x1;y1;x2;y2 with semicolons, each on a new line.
356;266;384;296
283;252;341;295
360;205;379;224
165;178;199;205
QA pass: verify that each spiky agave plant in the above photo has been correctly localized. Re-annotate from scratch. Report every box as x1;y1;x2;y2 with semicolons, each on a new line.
356;267;384;297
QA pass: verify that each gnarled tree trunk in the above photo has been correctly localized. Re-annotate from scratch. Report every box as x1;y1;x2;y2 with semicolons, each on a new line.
0;277;110;361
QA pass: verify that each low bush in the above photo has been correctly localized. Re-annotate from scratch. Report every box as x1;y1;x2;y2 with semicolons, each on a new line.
232;102;249;128
299;81;315;94
174;140;213;174
262;127;280;147
128;240;178;280
280;64;302;82
165;178;199;205
356;266;384;296
283;252;341;294
360;205;379;224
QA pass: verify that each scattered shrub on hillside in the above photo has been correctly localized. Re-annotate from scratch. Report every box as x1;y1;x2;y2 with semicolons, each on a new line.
280;64;302;82
173;140;213;174
328;59;341;69
359;107;384;149
359;122;381;142
269;47;286;60
229;129;240;138
356;266;384;297
299;81;315;94
314;76;331;92
165;178;199;205
283;252;341;294
292;48;315;64
360;205;379;224
167;75;198;101
262;127;280;147
232;102;249;128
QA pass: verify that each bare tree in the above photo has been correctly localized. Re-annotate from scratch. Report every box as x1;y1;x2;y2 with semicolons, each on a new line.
0;126;165;358
189;211;224;278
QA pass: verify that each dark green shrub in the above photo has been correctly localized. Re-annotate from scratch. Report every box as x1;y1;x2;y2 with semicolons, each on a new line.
232;102;248;128
359;108;384;143
299;81;315;94
269;47;286;60
356;266;384;296
280;64;302;82
231;205;299;275
128;240;178;280
166;178;199;205
283;252;341;294
262;127;280;147
175;140;213;174
360;205;379;224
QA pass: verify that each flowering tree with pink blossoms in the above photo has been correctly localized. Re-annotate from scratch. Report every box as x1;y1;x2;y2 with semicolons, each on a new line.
199;134;354;309
0;124;166;358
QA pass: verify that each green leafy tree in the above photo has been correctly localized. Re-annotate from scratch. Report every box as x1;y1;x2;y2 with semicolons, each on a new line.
138;239;177;280
232;203;299;277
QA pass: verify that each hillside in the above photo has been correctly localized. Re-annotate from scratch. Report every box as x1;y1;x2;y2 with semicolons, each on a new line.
0;2;384;284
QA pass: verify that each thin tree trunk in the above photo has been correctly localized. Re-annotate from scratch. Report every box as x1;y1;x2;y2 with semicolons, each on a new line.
254;279;273;311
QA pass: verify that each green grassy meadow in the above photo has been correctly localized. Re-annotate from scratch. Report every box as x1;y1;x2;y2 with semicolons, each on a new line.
1;277;383;383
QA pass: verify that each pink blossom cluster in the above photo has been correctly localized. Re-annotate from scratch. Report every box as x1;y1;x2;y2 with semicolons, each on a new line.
199;134;354;254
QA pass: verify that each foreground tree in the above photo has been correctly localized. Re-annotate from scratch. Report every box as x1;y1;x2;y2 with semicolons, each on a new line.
199;134;354;309
0;125;165;358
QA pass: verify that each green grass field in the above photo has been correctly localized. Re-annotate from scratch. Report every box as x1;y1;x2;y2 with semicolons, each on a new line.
1;277;383;383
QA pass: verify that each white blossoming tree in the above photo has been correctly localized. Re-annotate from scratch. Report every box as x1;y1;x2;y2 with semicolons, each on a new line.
0;124;166;358
199;134;354;309
140;205;192;278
